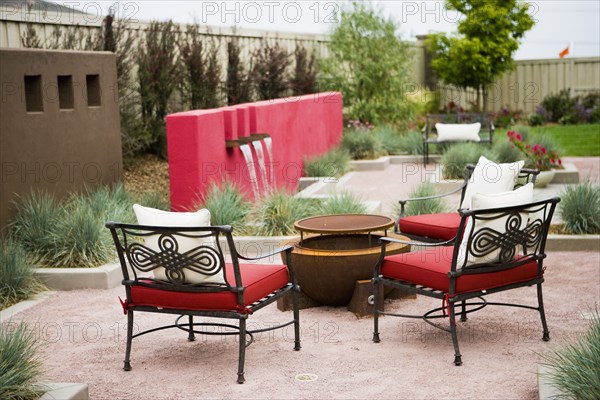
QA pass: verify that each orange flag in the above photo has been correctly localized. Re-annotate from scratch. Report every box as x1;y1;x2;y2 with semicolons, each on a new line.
559;46;569;58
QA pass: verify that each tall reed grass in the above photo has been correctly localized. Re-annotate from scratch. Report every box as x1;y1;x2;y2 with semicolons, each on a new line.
0;321;45;399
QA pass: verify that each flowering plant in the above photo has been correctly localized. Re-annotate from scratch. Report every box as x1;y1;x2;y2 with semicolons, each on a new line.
507;130;562;171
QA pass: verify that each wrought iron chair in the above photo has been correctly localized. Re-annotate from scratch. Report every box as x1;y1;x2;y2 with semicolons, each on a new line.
423;112;494;165
106;222;301;384
373;196;560;365
396;165;539;243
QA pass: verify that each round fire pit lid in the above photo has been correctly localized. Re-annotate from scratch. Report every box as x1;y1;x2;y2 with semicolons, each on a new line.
294;214;394;235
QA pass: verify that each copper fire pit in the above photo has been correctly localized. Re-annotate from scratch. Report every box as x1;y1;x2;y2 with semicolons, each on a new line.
282;215;410;306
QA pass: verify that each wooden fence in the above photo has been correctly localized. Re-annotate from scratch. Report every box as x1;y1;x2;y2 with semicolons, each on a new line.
1;5;598;114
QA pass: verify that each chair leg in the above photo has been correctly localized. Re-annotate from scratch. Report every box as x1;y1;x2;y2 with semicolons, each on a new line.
537;283;550;341
187;315;196;342
372;279;381;343
292;287;301;351
460;300;468;322
123;310;133;371
237;319;246;384
449;306;462;366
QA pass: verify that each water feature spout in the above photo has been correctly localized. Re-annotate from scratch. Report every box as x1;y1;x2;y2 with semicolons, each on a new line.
239;144;260;199
252;140;270;193
263;137;274;187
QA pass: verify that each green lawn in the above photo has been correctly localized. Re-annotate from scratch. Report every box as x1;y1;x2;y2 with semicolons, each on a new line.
496;124;600;157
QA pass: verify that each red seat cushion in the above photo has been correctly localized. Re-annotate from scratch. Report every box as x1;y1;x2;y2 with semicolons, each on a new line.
128;263;289;312
399;213;461;241
381;246;540;294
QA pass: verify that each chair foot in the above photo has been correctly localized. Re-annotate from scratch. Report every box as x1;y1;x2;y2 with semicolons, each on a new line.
453;355;462;366
188;333;196;342
372;333;380;343
543;332;550;342
294;341;301;351
123;361;132;371
237;373;245;384
460;315;468;322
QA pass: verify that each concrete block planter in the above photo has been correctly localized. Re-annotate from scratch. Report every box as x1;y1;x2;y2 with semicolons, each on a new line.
537;365;563;400
41;383;89;400
349;156;390;171
35;263;122;291
552;162;579;184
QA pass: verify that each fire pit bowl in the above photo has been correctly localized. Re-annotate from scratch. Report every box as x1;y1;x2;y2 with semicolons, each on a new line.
281;232;410;306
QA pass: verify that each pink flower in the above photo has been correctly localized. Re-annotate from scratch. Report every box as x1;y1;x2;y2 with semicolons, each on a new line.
507;130;515;138
559;159;562;165
516;134;522;141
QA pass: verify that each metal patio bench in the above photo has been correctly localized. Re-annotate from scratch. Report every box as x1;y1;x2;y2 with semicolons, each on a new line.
423;113;495;165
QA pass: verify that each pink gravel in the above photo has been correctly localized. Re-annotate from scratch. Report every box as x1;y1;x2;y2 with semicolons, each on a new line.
6;251;599;399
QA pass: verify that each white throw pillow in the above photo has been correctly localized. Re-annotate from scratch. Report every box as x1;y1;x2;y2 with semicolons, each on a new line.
132;204;225;284
456;183;534;269
435;123;481;142
460;156;525;209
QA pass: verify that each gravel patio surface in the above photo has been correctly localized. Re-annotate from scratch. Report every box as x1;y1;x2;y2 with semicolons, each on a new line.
6;250;599;399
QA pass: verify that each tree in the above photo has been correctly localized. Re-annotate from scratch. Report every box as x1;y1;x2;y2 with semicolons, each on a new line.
137;21;180;158
320;1;414;124
428;0;534;111
226;38;253;105
252;41;292;100
181;25;222;110
290;44;318;95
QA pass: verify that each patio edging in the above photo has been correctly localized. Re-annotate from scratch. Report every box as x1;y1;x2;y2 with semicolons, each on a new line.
40;382;89;400
538;365;562;400
26;232;599;292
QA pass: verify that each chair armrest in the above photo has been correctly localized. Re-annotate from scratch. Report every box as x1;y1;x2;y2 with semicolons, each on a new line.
397;180;467;217
236;244;293;262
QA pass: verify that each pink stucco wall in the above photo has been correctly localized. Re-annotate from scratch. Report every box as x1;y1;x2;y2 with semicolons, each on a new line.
166;92;343;211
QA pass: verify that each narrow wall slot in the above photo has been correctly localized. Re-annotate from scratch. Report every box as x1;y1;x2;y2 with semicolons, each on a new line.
24;75;43;112
57;75;74;109
86;74;101;106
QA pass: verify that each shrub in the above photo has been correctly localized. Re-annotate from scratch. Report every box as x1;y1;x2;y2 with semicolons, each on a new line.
252;41;291;100
400;182;448;217
441;143;489;179
342;127;383;160
181;25;222;110
290;44;317;95
397;131;424;155
11;185;136;268
137;20;180;158
0;240;44;309
319;2;414;124
303;148;351;178
201;181;250;227
542;308;600;399
0;321;45;399
373;125;405;155
541;89;576;123
592;107;600;124
560;181;600;234
255;190;315;236
10;192;58;259
527;112;544;126
318;192;367;215
491;138;522;163
494;107;522;128
226;38;253;105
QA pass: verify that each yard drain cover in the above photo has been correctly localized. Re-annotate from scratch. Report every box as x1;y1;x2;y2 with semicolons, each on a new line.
295;373;318;382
